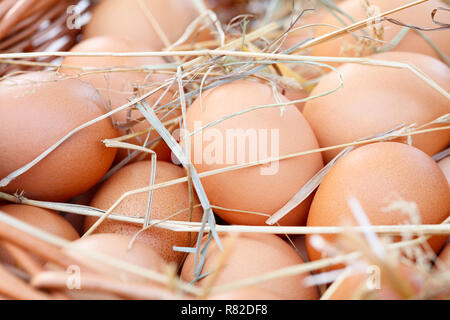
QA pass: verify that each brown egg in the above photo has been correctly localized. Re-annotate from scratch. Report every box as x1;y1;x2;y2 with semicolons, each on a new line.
276;4;330;113
312;0;450;63
303;51;450;163
181;233;319;300
306;142;450;265
83;0;211;50
84;160;203;264
436;242;450;270
0;204;79;240
64;233;165;283
208;286;282;300
438;156;450;185
0;71;118;202
62;36;170;111
186;80;323;226
61;36;177;162
289;234;310;261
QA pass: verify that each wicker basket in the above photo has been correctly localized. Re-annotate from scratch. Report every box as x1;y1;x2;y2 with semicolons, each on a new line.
0;0;92;76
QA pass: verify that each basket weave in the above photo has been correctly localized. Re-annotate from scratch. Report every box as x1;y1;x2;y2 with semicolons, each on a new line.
0;0;91;76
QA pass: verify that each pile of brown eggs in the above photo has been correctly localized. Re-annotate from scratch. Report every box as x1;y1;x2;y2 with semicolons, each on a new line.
0;0;449;300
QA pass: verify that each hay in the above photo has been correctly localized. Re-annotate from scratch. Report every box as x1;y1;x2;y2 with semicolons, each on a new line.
0;0;449;300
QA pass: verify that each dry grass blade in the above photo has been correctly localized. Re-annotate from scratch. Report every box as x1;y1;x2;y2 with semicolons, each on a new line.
102;139;158;230
198;233;239;299
0;210;201;295
135;100;223;276
168;222;450;236
137;0;171;49
207;214;450;296
432;147;449;161
32;271;182;300
1;50;447;96
0;210;89;270
190;0;225;47
5;191;447;237
294;0;429;51
348;197;386;259
267;122;409;225
319;268;353;300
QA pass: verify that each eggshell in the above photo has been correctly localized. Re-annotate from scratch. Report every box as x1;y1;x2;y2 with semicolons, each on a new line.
84;160;203;264
208;287;282;300
61;36;177;162
306;142;450;265
0;204;79;240
186;80;323;226
0;204;79;266
83;0;211;50
181;233;319;300
438;156;450;185
312;0;450;62
0;71;118;202
303;51;450;163
436;242;450;270
64;233;165;283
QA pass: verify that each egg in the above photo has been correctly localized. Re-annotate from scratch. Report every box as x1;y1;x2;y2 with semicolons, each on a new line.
208;286;282;300
0;71;118;202
326;272;368;300
181;233;319;300
83;0;211;50
311;0;450;62
303;51;450;163
61;36;177;162
64;233;165;283
84;160;203;264
282;3;328;52
438;156;450;185
186;80;323;226
306;142;450;265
